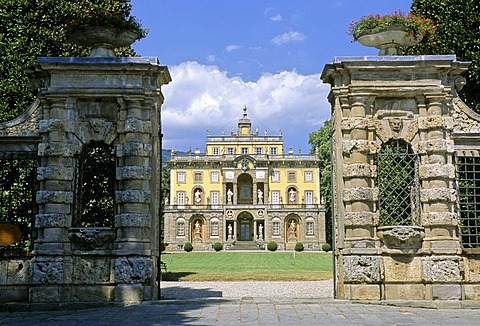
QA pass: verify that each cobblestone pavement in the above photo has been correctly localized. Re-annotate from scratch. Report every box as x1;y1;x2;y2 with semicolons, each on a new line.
1;281;480;325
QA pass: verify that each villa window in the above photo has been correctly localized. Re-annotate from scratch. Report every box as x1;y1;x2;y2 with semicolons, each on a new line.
212;147;220;155
304;171;313;182
210;191;219;204
288;171;296;182
305;191;313;204
177;172;186;183
306;218;314;236
211;171;219;183
177;191;186;205
272;218;281;236
241;147;249;155
194;172;203;183
210;218;219;236
227;147;234;155
176;218;185;236
272;191;280;204
270;147;278;155
271;171;280;182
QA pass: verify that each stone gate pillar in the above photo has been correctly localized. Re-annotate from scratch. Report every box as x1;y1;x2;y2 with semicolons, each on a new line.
322;55;469;301
27;56;170;304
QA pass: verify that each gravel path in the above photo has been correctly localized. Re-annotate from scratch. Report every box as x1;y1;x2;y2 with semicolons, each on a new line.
160;280;334;299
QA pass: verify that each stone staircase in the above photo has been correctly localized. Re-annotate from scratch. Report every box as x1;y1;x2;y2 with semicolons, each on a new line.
229;241;264;251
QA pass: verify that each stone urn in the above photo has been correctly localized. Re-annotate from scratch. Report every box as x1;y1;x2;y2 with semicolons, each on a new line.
356;26;423;55
70;26;142;57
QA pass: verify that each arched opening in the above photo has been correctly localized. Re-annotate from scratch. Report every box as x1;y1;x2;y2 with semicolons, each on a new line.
237;174;253;204
237;211;254;241
286;214;300;243
376;139;419;226
190;215;205;242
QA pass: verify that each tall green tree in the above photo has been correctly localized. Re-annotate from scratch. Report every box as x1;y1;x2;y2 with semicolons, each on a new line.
0;0;137;122
308;120;332;244
407;0;480;111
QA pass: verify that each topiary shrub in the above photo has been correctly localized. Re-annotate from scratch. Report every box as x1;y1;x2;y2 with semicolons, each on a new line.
267;241;278;251
294;242;304;252
184;242;193;252
213;242;223;251
322;243;331;252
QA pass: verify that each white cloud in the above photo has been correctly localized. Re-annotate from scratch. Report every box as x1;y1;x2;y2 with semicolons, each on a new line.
225;44;241;52
161;62;330;152
270;13;282;22
271;31;306;46
206;54;216;63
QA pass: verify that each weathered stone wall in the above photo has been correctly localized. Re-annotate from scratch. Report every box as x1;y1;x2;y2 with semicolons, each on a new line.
322;55;480;301
0;56;170;304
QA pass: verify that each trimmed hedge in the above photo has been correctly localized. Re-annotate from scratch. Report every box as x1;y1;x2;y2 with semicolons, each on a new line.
322;243;331;252
184;242;193;252
267;241;278;251
294;242;304;252
213;242;223;251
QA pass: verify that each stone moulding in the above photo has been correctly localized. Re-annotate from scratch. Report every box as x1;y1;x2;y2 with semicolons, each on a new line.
68;227;116;250
377;225;425;249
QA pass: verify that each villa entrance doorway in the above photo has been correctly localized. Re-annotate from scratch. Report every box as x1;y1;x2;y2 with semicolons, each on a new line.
237;211;253;241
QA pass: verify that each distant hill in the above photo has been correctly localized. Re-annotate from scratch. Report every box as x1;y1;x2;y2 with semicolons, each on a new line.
162;149;187;165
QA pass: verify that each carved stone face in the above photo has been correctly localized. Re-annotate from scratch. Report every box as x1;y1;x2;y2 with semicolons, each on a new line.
390;118;403;132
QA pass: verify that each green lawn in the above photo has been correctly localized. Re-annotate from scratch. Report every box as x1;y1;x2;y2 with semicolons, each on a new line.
160;251;333;281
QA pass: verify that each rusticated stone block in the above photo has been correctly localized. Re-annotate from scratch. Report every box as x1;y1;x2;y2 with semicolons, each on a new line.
38;118;66;132
341;117;369;131
32;256;72;284
7;259;31;284
0;286;29;303
464;256;480;282
0;261;6;284
29;286;69;303
464;284;480;300
384;284;426;300
115;190;151;203
35;213;71;228
344;212;377;226
420;188;456;203
343;256;381;283
114;257;153;284
416;139;454;154
342;140;379;154
114;284;144;303
115;213;151;227
36;190;74;204
383;256;422;283
422;256;462;283
116;166;152;180
38;142;77;157
421;212;458;226
432;284;461;300
344;284;380;300
116;142;152;157
417;116;454;130
343;163;374;178
419;163;455;179
71;285;114;302
37;166;74;181
73;257;111;284
118;118;153;133
342;187;378;202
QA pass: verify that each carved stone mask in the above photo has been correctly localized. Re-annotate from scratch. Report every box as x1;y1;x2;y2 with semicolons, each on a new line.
390;118;403;132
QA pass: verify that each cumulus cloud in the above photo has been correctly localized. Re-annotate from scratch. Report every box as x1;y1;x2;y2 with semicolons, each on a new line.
161;62;331;152
271;31;306;46
225;44;241;52
270;13;282;22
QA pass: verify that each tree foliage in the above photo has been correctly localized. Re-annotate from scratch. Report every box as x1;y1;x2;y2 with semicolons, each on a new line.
308;120;332;244
0;0;137;122
407;0;480;111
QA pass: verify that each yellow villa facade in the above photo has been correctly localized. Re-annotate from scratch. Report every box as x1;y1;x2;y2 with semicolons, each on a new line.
163;107;326;251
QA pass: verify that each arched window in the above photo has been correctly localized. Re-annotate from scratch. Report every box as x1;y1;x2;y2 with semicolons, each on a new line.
306;217;315;236
376;139;419;226
74;142;115;227
272;217;281;236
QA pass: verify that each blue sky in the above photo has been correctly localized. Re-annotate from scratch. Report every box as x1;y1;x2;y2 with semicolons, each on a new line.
131;0;412;152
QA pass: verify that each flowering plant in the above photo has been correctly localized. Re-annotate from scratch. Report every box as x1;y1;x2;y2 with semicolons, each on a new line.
348;10;435;43
65;2;148;40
